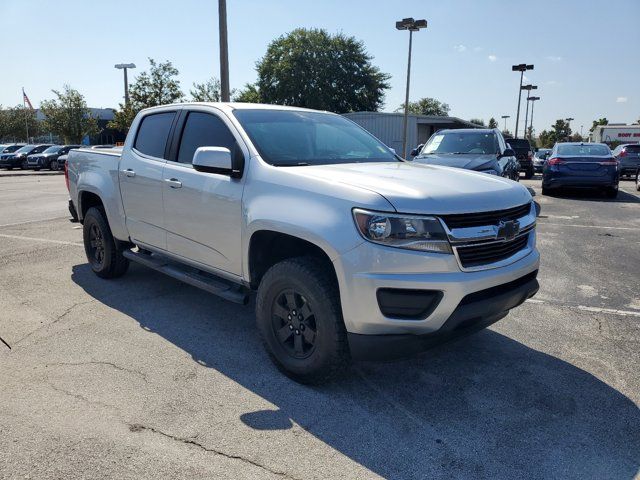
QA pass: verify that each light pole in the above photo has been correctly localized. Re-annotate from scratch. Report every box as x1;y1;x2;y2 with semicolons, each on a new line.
565;117;574;139
114;63;136;105
512;63;534;138
580;125;584;137
522;84;537;139
528;96;540;140
501;115;510;132
218;0;230;102
396;17;428;159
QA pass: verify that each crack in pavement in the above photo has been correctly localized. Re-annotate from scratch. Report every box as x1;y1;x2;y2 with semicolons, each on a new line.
45;361;148;382
13;300;94;347
45;381;121;413
127;423;303;480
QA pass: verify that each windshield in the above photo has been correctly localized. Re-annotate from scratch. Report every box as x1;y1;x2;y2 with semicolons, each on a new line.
557;144;610;156
507;139;531;149
15;145;35;154
43;146;63;154
624;145;640;153
233;109;398;166
422;131;498;155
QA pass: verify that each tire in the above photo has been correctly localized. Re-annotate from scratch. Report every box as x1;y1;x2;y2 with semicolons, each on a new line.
636;172;640;191
51;160;59;171
82;207;129;279
524;167;534;179
605;186;618;199
34;167;40;171
256;256;350;384
21;160;28;170
542;185;551;196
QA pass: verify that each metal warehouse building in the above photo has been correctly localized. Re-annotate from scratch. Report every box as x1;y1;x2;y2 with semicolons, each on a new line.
342;112;482;153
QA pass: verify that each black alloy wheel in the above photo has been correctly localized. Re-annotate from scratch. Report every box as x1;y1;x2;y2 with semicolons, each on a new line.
271;289;317;359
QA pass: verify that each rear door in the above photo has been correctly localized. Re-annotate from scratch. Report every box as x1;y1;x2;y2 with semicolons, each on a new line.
119;110;178;249
161;107;246;276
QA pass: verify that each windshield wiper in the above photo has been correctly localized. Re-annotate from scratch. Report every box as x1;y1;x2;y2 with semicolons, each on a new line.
272;162;310;167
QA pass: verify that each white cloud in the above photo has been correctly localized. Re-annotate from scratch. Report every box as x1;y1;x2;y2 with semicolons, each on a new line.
546;56;563;62
473;46;483;52
488;54;497;62
523;74;530;82
453;44;467;53
546;80;559;85
616;96;628;103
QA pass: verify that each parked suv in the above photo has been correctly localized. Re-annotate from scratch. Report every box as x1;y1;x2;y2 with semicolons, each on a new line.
612;144;640;178
27;144;82;171
411;128;520;181
68;103;539;383
0;144;53;170
507;138;535;178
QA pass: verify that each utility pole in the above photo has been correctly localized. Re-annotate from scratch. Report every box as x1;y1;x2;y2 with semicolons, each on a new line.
528;96;540;141
396;17;427;159
522;85;537;139
219;0;230;102
512;63;534;138
565;117;574;139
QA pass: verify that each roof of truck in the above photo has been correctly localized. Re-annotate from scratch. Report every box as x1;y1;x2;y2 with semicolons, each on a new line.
140;102;337;114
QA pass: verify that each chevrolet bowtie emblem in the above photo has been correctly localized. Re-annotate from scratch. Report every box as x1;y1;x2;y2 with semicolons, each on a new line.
497;220;520;241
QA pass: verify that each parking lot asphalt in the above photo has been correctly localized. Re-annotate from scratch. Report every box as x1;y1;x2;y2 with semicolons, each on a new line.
0;173;639;479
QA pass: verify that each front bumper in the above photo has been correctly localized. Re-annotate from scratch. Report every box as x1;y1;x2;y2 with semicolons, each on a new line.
0;157;22;168
333;235;540;339
348;270;538;360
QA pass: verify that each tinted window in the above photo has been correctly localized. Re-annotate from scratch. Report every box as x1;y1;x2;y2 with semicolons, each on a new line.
32;145;51;153
177;112;238;164
134;112;176;158
43;146;63;154
233;109;396;166
507;139;532;149
625;145;640;153
557;144;610;156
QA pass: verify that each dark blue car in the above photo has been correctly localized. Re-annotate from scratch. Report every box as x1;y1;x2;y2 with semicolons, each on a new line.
542;143;619;198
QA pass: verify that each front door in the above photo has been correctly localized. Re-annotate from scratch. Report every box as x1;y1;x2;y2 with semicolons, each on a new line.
119;110;177;249
162;109;245;276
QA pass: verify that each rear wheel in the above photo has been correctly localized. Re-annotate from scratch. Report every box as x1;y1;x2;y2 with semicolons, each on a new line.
83;207;129;279
605;186;618;199
524;167;534;179
256;257;350;384
50;160;59;171
21;160;28;170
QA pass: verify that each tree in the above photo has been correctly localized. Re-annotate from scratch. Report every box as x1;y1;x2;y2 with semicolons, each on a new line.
551;119;572;142
256;28;390;113
190;77;222;102
470;118;485;126
590;117;608;132
396;97;450;116
538;130;554;148
0;105;40;142
39;85;100;144
108;58;183;132
233;83;261;103
488;117;498;129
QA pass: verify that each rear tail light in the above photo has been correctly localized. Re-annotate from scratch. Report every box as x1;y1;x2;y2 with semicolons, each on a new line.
547;157;563;166
599;159;618;166
64;160;70;191
618;149;627;158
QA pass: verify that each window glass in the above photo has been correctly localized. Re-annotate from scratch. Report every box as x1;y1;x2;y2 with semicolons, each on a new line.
177;112;238;164
134;112;175;158
557;144;610;156
422;131;498;155
233;109;397;166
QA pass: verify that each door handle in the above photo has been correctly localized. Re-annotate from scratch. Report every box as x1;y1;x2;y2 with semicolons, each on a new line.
165;178;182;189
124;169;136;177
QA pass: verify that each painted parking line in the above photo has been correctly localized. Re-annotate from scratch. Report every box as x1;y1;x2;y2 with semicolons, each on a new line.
0;233;82;247
0;216;69;229
525;298;640;318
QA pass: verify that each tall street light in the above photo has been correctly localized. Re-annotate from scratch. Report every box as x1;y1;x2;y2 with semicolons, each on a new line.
114;63;136;105
218;0;230;102
501;115;510;132
396;17;427;159
528;96;540;141
522;84;538;139
512;63;534;138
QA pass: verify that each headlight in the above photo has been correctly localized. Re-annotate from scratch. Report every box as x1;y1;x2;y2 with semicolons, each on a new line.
353;209;451;253
479;169;499;175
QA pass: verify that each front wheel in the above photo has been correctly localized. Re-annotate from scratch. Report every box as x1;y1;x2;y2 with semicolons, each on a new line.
256;257;350;384
524;167;534;179
50;160;59;171
605;186;618;199
83;207;129;279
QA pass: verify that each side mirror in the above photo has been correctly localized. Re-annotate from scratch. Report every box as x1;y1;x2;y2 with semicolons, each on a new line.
410;143;424;157
502;148;515;157
193;146;234;175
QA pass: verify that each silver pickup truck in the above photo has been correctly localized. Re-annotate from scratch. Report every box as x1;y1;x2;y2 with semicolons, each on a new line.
67;103;539;383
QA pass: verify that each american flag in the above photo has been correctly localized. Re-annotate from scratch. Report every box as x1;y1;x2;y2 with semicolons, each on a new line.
22;88;33;110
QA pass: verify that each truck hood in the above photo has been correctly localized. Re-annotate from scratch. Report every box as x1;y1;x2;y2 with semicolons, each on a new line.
413;153;498;171
293;162;531;214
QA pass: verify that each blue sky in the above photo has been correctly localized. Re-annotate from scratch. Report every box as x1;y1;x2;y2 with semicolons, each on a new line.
1;0;638;136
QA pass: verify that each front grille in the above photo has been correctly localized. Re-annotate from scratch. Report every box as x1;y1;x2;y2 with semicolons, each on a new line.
440;203;531;229
456;233;529;268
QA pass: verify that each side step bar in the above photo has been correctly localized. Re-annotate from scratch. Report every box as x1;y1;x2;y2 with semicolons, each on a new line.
122;249;250;305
